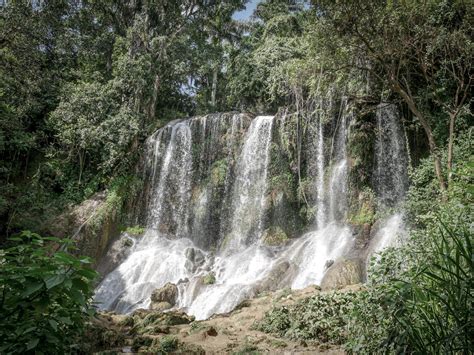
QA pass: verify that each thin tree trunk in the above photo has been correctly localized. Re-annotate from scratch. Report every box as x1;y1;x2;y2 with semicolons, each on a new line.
149;74;160;121
392;83;447;192
78;151;84;184
211;66;218;108
447;111;457;187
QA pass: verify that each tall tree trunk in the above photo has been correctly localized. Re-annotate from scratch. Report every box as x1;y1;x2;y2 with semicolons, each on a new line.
211;66;218;108
392;83;447;192
78;150;84;184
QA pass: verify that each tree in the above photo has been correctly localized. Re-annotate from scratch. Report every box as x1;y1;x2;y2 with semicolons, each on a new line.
312;0;473;192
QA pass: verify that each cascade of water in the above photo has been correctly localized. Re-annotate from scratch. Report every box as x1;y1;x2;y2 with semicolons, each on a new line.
374;103;408;207
315;116;326;228
191;113;247;248
94;230;198;313
284;99;354;291
369;213;406;255
223;116;274;252
287;224;353;288
368;104;409;257
328;101;349;223
147;122;193;238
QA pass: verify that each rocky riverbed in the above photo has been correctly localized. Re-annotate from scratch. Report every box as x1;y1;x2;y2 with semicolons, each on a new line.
87;284;361;354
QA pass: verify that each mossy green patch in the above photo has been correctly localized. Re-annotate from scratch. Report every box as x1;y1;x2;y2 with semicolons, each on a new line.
262;226;289;246
348;188;375;225
202;272;216;285
210;159;228;186
124;225;145;236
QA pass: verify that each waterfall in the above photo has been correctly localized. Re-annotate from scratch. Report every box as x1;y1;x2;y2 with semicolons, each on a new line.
224;116;274;252
95;103;408;320
95;114;277;319
374;103;408;207
315;116;326;228
147;122;193;238
287;100;353;290
368;103;409;258
328;100;350;223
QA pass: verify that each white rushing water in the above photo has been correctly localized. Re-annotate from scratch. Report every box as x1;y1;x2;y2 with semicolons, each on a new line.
367;103;409;260
369;213;406;255
315;116;326;229
95;104;407;320
224;116;274;253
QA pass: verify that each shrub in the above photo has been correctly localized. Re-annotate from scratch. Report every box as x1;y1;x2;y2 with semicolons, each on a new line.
0;231;98;354
257;291;356;345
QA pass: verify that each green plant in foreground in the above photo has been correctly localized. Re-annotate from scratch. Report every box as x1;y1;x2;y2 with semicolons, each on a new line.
390;218;473;353
0;231;98;354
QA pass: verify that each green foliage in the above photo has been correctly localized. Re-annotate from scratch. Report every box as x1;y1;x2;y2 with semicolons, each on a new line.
210;159;228;186
48;80;141;184
157;335;179;353
89;175;143;234
202;272;216;285
390;219;472;353
0;232;98;354
258;291;356;345
124;225;145;236
0;0;246;239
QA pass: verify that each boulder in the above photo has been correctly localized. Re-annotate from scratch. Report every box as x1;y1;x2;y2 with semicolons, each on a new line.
96;234;134;277
150;283;178;307
320;258;364;291
255;260;295;294
185;247;206;272
150;301;172;311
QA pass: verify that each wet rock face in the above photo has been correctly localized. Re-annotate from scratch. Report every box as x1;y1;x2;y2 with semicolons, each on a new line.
320;258;364;291
96;234;135;278
184;247;206;272
150;283;178;308
255;260;295;294
47;191;122;266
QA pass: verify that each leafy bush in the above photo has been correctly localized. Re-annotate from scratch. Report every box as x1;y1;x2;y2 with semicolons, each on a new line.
0;232;98;354
257;291;356;345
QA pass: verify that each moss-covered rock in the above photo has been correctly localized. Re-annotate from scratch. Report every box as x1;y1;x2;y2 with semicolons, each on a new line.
202;272;216;285
348;188;376;226
210;158;228;186
262;226;289;246
149;336;205;354
150;283;178;306
130;310;195;336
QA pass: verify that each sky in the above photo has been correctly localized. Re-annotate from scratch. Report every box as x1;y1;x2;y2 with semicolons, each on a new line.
232;0;260;21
